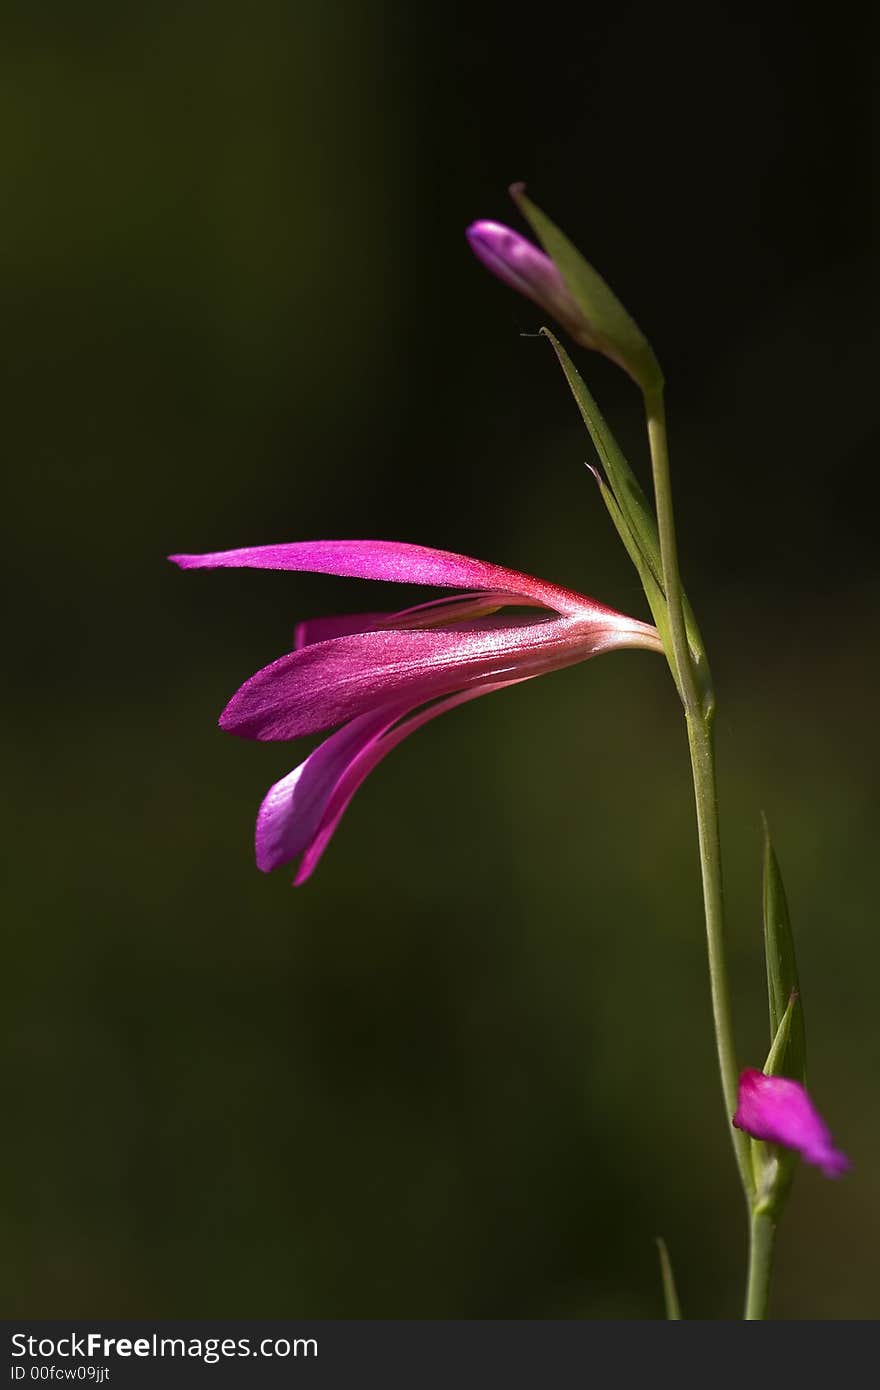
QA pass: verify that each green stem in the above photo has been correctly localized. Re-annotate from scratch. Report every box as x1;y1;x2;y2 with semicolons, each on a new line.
644;387;754;1211
744;1211;776;1319
644;391;702;716
685;712;754;1202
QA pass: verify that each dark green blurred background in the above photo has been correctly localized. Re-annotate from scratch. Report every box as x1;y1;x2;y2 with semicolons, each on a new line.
3;2;876;1318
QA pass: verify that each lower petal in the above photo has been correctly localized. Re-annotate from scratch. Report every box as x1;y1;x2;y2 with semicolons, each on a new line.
255;703;405;871
220;618;630;742
255;679;522;884
294;678;522;884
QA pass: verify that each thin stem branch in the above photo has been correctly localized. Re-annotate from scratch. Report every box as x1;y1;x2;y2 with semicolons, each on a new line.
744;1211;776;1319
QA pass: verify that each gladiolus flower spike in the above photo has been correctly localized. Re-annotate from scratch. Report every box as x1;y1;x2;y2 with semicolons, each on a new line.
733;1069;850;1179
170;539;662;884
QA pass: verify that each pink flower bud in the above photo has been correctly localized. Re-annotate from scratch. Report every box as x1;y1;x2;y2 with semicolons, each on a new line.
466;221;599;350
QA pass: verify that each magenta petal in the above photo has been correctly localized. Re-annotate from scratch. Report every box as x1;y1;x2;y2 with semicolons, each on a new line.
219;616;648;741
255;705;403;871
733;1069;850;1178
294;612;388;649
292;591;533;650
294;679;521;884
169;538;588;615
380;589;540;628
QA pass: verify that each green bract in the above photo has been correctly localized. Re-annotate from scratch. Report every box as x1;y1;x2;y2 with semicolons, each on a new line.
762;819;806;1084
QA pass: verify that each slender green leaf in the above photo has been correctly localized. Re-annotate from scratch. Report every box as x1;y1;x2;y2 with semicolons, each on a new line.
511;183;663;393
543;331;663;585
541;330;709;696
655;1237;682;1320
762;819;806;1082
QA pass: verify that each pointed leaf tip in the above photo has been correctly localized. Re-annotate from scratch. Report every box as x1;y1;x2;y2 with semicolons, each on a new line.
762;819;806;1083
763;991;797;1078
655;1237;682;1320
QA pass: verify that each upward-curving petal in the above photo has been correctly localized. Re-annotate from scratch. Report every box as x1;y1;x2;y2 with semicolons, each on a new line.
169;538;594;616
259;678;523;885
219;614;656;741
296;680;526;883
255;703;406;871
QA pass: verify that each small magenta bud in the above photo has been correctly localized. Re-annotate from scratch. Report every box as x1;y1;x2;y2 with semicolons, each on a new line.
466;221;600;351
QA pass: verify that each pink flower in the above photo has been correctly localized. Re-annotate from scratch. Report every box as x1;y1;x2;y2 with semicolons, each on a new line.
466;220;599;351
169;539;662;883
733;1069;850;1178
